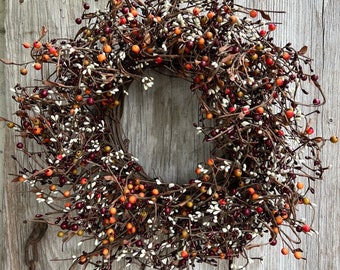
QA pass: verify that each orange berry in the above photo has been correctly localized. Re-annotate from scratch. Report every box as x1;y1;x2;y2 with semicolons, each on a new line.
293;250;303;260
205;31;213;40
145;47;154;54
103;43;112;53
152;188;159;196
174;27;181;35
64;201;72;208
128;195;137;204
33;126;42;135
281;247;289;255
249;10;258;18
33;62;42;70
33;41;42;49
97;53;107;62
193;7;200;16
20;67;28;75
272;226;279;234
256;106;264;114
131;44;140;54
207;158;214;166
229;15;238;24
106;228;114;236
75;94;83;102
119;195;126;203
181;250;189;258
49;184;57;191
296;182;304;189
126;222;133;230
195;167;202;175
49;46;57;54
207;11;215;19
275;215;283;225
42;54;50;61
130;8;138;17
252;193;260;200
102;248;109;256
63;190;71;198
247;187;255;195
198;37;205;45
45;168;54;177
109;207;117;215
184;63;193;70
18;175;25;183
205;112;213;119
22;42;31;48
109;216;116;224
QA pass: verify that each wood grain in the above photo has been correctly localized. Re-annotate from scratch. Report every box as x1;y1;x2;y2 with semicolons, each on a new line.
1;0;339;269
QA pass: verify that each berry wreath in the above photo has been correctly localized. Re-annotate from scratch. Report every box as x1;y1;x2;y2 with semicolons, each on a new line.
1;0;338;269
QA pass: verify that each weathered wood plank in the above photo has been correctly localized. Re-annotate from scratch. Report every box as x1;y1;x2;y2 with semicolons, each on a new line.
122;70;211;184
1;0;339;270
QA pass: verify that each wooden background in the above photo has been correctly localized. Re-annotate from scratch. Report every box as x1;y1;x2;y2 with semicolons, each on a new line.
1;0;339;269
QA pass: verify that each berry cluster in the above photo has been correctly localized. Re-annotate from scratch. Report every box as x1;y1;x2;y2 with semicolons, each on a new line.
1;0;337;269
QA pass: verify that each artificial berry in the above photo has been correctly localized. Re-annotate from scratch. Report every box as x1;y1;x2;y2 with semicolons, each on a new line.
268;23;276;31
75;18;82;24
259;29;266;37
311;74;319;81
330;136;338;143
249;10;258;18
302;224;311;233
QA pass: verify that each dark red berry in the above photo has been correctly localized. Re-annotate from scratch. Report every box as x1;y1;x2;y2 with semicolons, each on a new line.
311;74;319;81
87;97;95;105
16;142;24;149
313;98;320;105
39;89;48;98
75;18;82;24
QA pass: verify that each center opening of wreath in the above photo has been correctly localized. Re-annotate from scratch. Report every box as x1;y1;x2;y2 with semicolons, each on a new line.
121;69;211;184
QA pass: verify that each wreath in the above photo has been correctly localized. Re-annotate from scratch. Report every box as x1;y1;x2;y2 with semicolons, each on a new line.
1;0;338;269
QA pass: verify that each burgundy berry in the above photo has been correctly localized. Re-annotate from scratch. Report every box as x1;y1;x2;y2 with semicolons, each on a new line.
39;89;49;98
311;74;319;81
87;97;95;105
75;18;82;24
269;238;277;245
186;40;194;49
313;98;320;105
60;221;68;230
16;142;24;149
122;6;129;14
71;224;79;231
